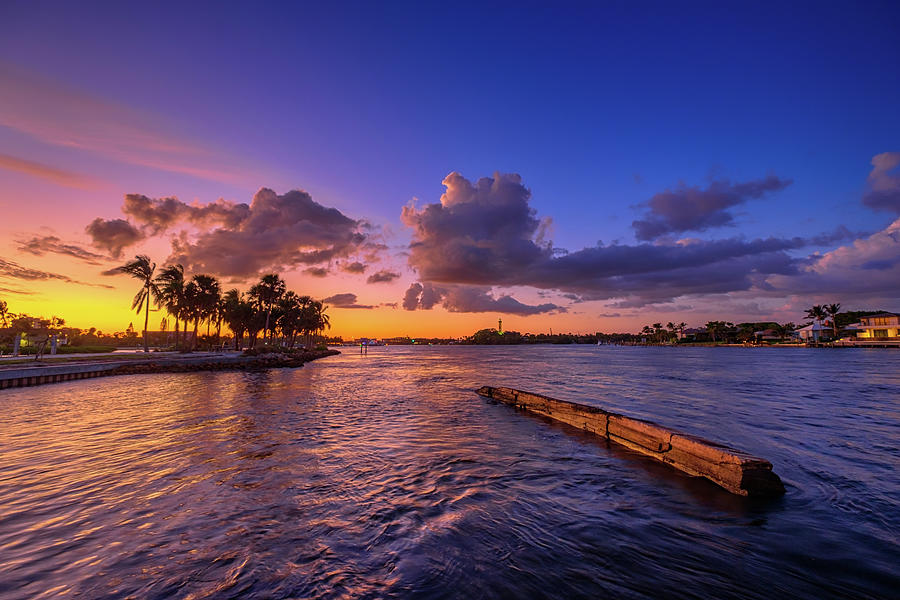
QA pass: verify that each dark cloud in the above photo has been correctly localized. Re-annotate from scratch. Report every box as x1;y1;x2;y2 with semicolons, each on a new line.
631;175;792;241
402;282;562;315
0;257;113;288
85;218;145;258
322;293;374;309
0;285;35;296
304;266;330;278
401;171;866;309
18;235;108;264
403;282;424;311
367;269;400;284
341;261;367;274
401;172;549;286
862;152;900;214
167;188;369;278
122;193;251;234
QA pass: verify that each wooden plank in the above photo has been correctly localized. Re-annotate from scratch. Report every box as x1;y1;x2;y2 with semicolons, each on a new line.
476;386;784;497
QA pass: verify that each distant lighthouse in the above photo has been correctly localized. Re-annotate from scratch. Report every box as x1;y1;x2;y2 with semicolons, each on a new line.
498;318;503;334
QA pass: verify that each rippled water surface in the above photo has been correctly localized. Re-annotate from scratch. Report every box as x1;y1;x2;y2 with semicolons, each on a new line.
1;346;898;599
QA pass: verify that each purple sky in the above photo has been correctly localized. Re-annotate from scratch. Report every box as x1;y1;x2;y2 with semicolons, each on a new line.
1;1;898;335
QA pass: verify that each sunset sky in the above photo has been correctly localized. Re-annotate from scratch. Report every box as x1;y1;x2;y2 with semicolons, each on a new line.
1;1;899;338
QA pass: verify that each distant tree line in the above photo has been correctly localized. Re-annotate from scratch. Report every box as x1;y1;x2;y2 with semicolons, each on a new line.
461;302;888;346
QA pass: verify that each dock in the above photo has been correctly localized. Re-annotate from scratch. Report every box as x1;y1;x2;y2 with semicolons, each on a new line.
477;386;785;497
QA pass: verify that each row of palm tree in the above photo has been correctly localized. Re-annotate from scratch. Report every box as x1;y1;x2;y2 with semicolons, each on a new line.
118;255;330;352
639;321;687;343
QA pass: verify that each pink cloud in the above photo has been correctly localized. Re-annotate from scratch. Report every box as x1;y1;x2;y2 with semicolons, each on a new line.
0;153;100;190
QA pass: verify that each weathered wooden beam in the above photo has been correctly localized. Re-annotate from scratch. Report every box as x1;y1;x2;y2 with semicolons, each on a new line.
476;386;785;497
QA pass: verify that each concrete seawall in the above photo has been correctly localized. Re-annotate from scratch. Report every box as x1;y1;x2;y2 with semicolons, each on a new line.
477;385;785;497
0;350;340;390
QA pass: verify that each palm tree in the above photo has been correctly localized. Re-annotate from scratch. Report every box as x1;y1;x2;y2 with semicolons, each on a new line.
183;280;201;350
313;300;330;346
191;275;221;347
155;264;185;349
276;292;304;348
652;322;663;343
249;274;286;343
677;322;687;340
666;322;677;343
117;255;158;352
805;305;827;343
706;320;721;343
825;303;842;339
222;289;252;350
0;300;12;328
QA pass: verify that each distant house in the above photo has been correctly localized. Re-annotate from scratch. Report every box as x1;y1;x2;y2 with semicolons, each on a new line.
753;328;781;342
681;327;703;340
856;312;900;340
796;320;834;343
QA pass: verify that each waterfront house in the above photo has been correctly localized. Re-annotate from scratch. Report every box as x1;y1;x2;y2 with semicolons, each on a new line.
856;312;900;340
796;320;834;343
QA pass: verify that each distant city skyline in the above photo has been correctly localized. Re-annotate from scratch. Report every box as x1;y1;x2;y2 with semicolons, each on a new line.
1;2;899;337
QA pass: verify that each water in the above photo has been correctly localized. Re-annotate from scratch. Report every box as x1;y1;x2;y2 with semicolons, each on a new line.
1;346;898;599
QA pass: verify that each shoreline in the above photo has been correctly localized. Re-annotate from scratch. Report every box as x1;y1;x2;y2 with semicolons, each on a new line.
0;349;341;390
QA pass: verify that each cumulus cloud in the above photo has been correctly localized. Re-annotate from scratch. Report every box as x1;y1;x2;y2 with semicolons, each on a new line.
367;269;400;284
0;257;113;288
85;218;145;258
122;193;250;234
631;176;792;240
402;172;549;286
322;293;374;309
402;282;563;315
862;152;900;214
164;188;369;278
82;188;376;278
400;171;867;309
18;235;108;264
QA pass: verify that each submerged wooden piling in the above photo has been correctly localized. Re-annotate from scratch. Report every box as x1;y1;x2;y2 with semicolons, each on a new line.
476;386;785;497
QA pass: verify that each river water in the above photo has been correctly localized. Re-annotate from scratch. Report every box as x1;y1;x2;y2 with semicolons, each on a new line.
0;346;898;599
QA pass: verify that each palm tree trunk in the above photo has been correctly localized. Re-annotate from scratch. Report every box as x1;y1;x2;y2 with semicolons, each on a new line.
143;286;150;353
192;318;199;351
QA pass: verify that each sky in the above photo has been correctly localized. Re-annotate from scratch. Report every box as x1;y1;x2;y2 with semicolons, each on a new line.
1;0;899;338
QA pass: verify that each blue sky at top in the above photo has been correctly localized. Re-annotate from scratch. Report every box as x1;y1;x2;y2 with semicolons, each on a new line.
3;0;897;247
